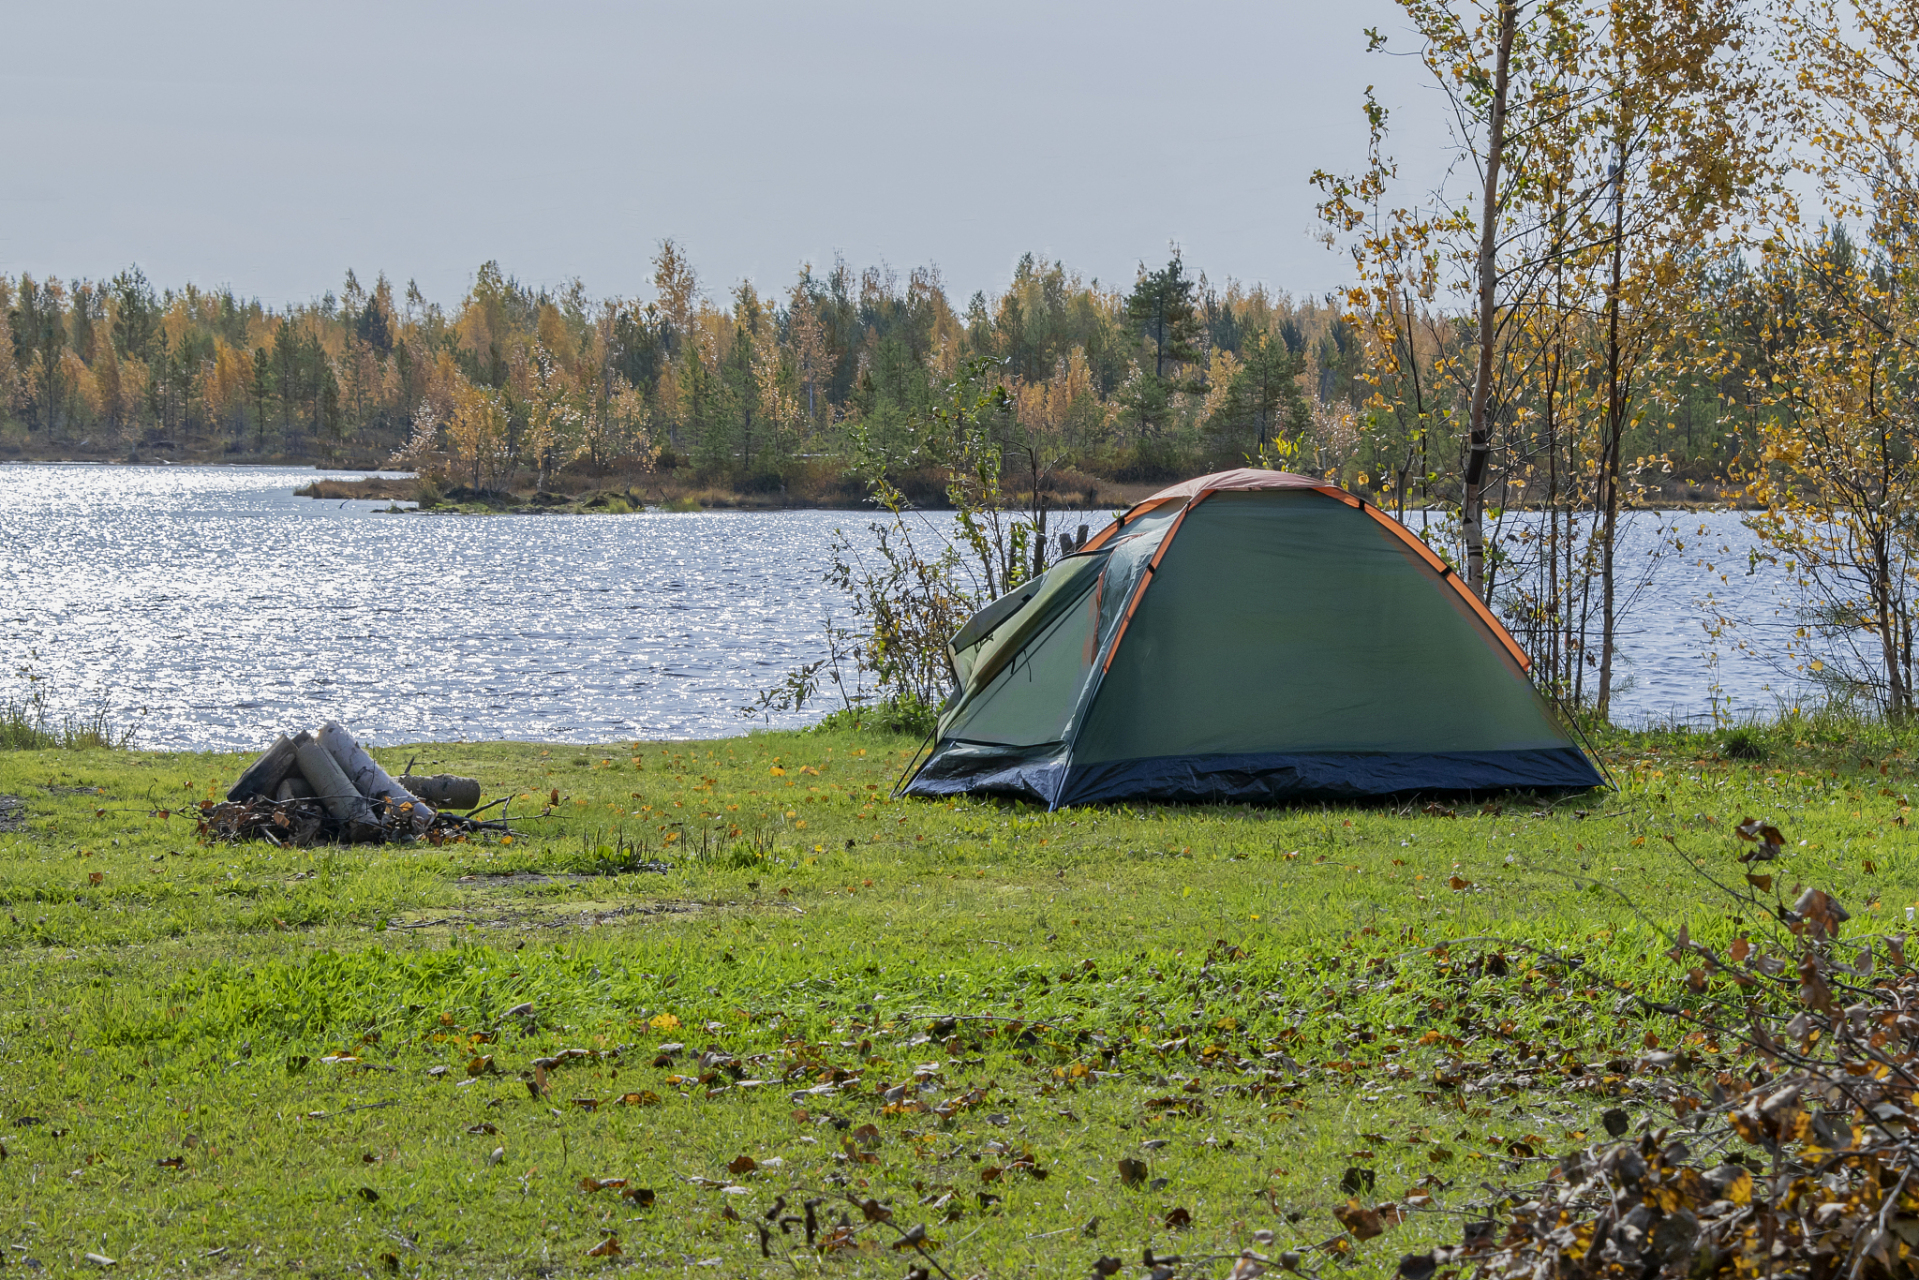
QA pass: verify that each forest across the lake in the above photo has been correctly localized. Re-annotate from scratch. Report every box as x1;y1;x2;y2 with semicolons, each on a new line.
0;244;1743;511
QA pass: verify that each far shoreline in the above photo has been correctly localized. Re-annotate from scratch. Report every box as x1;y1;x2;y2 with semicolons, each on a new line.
0;449;1756;513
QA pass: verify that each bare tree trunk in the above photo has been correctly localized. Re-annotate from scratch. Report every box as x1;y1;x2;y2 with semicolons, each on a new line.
1397;289;1424;524
1546;213;1567;699
1463;0;1518;600
1903;603;1914;716
1546;396;1560;695
1871;529;1907;717
1597;144;1627;721
1028;448;1050;578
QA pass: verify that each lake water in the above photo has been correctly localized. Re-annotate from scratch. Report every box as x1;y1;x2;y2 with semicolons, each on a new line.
0;464;1809;752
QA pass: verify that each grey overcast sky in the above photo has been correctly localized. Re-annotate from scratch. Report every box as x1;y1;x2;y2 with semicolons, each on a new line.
0;1;1449;310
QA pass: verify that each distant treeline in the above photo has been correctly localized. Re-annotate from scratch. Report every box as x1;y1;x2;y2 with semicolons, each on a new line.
0;242;1752;498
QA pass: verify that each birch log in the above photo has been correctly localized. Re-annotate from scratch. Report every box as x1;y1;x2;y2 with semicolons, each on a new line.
317;721;434;831
274;776;315;801
227;734;298;801
290;730;380;833
398;774;482;810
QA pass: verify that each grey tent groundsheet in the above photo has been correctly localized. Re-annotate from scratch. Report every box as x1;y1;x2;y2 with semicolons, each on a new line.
906;472;1602;808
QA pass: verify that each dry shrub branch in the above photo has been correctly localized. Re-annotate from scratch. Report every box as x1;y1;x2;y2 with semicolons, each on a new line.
1400;821;1919;1280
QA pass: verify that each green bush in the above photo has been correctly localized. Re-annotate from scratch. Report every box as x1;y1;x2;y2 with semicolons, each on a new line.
810;695;940;739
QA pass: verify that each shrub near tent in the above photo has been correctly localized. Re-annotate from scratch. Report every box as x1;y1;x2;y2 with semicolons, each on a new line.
905;469;1603;807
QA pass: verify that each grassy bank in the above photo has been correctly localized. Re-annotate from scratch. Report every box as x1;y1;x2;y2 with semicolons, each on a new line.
0;723;1908;1277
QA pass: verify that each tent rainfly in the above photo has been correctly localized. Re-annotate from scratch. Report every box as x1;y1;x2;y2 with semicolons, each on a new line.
903;468;1603;808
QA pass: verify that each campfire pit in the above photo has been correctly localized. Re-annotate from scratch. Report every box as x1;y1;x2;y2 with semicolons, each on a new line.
202;723;505;847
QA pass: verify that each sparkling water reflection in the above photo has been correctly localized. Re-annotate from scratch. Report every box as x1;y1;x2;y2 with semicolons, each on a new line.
0;465;1811;751
1403;507;1809;726
0;464;896;750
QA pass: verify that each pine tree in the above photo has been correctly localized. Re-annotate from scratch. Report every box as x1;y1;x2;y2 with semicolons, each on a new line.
250;347;272;449
1125;251;1201;380
1204;329;1309;462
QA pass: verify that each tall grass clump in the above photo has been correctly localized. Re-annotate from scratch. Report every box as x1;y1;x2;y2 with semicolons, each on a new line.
1599;697;1919;762
0;696;55;749
1718;723;1768;759
0;660;134;750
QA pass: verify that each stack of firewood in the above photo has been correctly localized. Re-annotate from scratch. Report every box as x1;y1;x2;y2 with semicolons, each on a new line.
198;722;501;847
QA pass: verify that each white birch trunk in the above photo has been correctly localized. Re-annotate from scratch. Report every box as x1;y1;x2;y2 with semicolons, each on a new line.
398;774;482;810
317;721;434;831
291;730;381;832
228;734;298;801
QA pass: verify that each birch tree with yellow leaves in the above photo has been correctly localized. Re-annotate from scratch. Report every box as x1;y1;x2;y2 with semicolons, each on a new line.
520;346;571;491
1733;0;1919;714
444;381;510;492
1319;0;1774;716
1739;232;1919;712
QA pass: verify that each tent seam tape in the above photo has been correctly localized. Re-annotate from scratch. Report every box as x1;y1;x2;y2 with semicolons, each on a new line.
1099;565;1153;674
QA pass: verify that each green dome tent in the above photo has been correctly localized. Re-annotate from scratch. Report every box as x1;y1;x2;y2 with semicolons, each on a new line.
903;468;1603;808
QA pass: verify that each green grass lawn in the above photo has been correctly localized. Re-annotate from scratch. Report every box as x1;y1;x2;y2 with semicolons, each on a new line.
0;721;1911;1278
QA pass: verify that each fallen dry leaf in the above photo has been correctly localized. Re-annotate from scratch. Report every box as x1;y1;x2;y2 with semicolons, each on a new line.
579;1176;627;1193
1334;1198;1384;1240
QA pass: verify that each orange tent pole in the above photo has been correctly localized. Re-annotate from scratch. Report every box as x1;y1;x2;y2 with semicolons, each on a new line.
1099;491;1215;673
